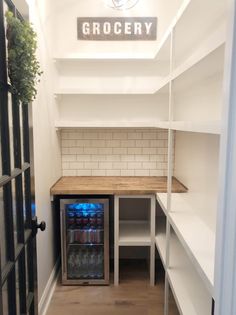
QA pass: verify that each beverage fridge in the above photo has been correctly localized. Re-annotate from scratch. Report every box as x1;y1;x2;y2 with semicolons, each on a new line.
60;198;109;285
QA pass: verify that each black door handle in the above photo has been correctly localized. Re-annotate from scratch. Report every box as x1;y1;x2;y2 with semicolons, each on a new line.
37;221;46;231
32;217;46;236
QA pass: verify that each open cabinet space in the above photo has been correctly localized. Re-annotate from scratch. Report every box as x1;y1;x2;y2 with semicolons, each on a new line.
118;198;152;246
155;202;167;268
171;45;225;134
170;131;220;294
168;229;212;315
174;132;219;233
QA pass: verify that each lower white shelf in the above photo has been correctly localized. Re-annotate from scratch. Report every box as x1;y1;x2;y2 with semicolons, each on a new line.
168;232;212;315
119;220;151;246
55;120;170;129
169;193;215;296
55;120;160;129
155;217;167;267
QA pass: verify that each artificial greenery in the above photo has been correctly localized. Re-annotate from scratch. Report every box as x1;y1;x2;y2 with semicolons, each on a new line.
5;11;42;104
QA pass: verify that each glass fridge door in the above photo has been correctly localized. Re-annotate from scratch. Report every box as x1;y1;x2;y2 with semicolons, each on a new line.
60;199;109;285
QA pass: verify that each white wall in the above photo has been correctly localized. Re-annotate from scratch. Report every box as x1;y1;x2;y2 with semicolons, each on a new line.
173;72;223;122
28;0;62;301
56;60;170;93
57;93;169;124
61;128;169;176
174;132;220;231
52;0;184;58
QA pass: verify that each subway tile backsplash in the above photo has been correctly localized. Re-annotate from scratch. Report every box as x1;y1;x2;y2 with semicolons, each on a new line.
61;128;169;176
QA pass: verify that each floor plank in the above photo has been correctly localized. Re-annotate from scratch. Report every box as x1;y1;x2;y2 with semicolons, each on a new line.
46;261;179;315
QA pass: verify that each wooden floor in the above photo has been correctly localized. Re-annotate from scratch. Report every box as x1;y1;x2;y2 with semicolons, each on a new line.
47;261;179;315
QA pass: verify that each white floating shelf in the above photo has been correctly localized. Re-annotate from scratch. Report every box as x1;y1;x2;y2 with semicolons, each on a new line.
54;88;157;95
168;233;212;315
156;193;168;215
119;220;151;246
170;121;221;135
155;217;167;267
169;193;215;296
54;120;167;129
53;52;155;61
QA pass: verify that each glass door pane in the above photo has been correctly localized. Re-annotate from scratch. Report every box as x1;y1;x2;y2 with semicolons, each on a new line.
61;198;109;285
66;202;105;280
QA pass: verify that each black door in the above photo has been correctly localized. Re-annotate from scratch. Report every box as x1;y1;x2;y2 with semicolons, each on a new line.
0;1;44;314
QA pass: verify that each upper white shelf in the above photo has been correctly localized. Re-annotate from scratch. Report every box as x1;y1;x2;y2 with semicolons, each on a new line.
119;220;151;246
54;52;156;61
168;232;212;315
169;193;215;296
54;89;155;95
54;41;224;97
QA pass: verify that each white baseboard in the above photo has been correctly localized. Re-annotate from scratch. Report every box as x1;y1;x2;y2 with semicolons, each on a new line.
38;258;60;315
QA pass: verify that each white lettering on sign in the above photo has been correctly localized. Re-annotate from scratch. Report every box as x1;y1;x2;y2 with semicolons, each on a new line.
93;22;100;35
114;22;122;34
82;22;90;35
145;22;152;35
134;22;142;35
124;22;132;35
103;22;111;34
78;17;157;41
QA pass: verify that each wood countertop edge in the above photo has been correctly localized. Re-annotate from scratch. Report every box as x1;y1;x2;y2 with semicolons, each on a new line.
50;176;188;195
50;190;187;195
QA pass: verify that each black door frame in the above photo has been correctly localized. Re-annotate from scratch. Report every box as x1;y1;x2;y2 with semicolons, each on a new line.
0;0;38;314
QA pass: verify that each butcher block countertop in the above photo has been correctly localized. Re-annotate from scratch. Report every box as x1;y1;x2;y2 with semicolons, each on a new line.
50;176;187;195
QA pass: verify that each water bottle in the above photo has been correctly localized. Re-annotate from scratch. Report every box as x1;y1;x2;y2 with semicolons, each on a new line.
98;250;104;278
79;247;85;278
88;248;97;278
96;249;104;279
74;250;83;279
68;250;75;278
81;248;89;279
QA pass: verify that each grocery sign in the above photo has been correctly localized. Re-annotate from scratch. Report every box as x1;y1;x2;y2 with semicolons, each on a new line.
77;17;157;41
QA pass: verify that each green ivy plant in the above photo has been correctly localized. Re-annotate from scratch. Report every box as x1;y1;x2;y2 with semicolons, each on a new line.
5;11;42;104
